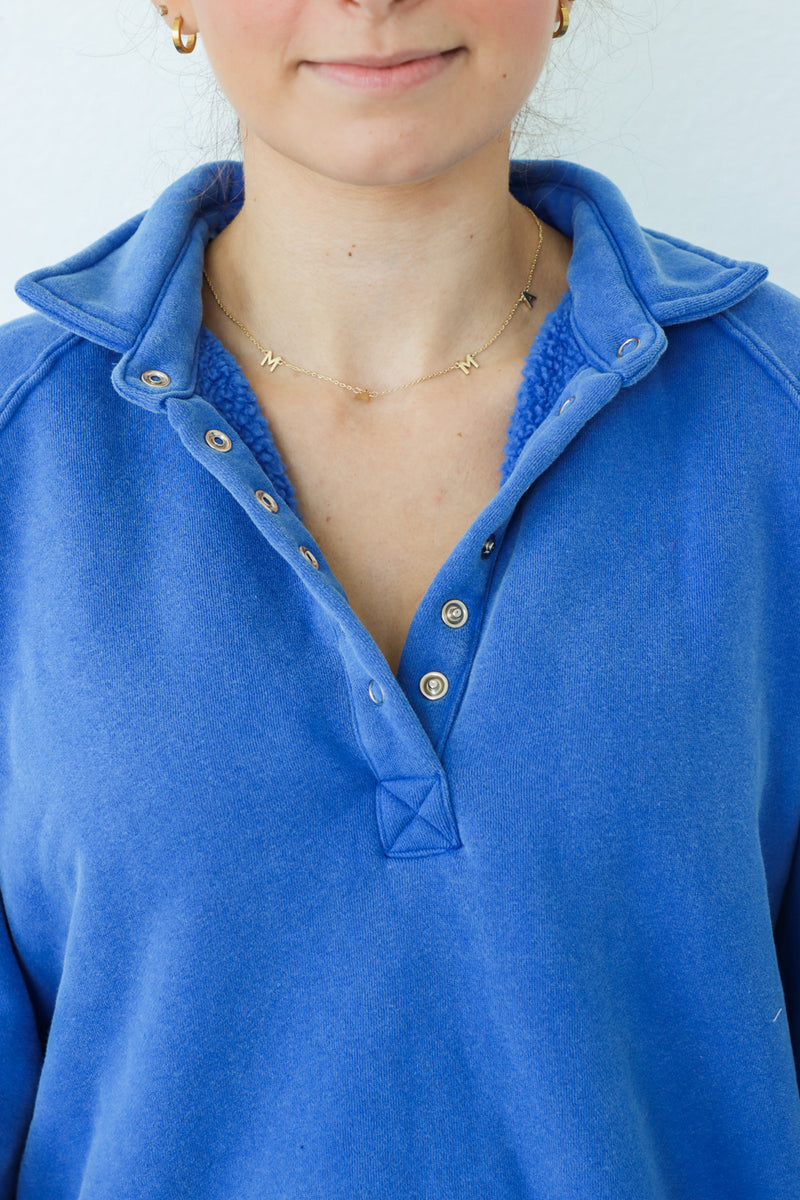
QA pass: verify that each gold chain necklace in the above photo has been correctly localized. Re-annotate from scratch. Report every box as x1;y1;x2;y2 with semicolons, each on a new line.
202;206;544;403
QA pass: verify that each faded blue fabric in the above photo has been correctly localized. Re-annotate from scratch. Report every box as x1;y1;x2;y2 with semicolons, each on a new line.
1;156;800;1199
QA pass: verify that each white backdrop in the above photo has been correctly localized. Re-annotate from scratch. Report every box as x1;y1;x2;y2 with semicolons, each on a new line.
2;0;798;325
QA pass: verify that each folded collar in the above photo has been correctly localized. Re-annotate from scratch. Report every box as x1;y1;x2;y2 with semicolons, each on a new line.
14;158;767;411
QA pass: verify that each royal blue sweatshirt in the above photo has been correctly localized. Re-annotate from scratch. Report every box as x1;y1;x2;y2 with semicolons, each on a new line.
1;157;800;1199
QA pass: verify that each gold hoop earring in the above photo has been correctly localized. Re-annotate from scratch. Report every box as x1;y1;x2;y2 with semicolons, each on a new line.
172;15;197;54
552;4;570;38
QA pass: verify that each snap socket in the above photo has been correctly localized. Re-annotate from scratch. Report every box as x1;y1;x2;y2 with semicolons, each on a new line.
559;396;575;415
441;599;468;628
617;337;641;357
299;545;319;569
419;671;449;701
205;429;232;452
368;680;384;705
480;535;496;559
140;370;171;388
255;490;279;513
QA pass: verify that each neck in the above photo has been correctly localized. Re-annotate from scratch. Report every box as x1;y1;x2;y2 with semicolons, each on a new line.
203;131;556;394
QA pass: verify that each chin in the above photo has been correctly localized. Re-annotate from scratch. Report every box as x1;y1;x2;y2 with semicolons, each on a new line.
294;131;473;190
243;108;497;191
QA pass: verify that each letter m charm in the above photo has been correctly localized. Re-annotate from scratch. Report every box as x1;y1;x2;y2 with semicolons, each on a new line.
455;353;479;376
260;350;284;372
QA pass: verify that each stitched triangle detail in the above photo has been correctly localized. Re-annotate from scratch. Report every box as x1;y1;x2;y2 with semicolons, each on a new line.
375;777;461;858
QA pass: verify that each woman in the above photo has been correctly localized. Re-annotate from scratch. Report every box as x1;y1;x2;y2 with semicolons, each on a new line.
1;1;799;1196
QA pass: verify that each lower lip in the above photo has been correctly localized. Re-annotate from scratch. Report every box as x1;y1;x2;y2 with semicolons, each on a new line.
304;48;462;94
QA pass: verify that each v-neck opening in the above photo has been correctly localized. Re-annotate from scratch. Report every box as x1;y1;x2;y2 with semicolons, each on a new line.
195;288;588;711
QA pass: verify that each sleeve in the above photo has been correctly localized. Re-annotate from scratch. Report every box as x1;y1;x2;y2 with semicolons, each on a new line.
0;895;42;1198
731;279;800;1086
0;313;54;1192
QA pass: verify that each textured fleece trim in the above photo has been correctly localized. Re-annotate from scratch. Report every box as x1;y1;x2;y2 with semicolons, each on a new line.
195;289;584;514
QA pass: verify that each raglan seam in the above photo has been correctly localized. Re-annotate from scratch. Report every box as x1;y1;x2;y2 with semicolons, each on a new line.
0;331;88;436
713;309;800;420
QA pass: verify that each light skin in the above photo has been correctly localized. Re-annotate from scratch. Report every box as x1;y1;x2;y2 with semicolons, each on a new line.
151;0;575;676
153;0;575;394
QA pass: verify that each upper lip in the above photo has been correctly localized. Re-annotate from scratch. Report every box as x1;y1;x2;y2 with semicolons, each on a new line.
309;49;456;68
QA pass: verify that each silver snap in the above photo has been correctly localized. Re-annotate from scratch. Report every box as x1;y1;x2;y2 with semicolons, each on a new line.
441;599;468;628
559;396;575;415
255;490;279;513
205;429;232;452
368;680;384;705
140;369;171;388
299;545;319;569
617;337;641;358
419;671;449;701
480;535;496;559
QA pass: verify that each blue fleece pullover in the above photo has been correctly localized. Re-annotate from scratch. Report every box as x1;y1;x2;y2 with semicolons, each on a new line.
1;157;800;1199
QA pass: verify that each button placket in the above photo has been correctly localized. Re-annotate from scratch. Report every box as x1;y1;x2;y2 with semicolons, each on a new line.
408;598;468;706
163;361;640;861
199;424;324;576
341;639;461;859
164;396;355;623
391;521;509;755
170;391;610;861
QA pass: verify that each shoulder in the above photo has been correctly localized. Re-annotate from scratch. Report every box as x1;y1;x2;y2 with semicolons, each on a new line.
0;312;79;398
651;277;800;422
711;279;800;413
639;222;800;411
0;313;109;433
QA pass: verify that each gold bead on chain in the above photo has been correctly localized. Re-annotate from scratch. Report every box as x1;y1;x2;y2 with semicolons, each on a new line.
202;206;544;403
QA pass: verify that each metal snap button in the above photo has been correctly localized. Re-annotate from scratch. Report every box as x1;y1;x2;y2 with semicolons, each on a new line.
368;680;384;705
480;535;496;559
140;369;171;388
205;429;232;452
299;545;319;569
255;490;279;513
419;671;449;701
559;396;575;415
441;599;468;628
617;337;641;357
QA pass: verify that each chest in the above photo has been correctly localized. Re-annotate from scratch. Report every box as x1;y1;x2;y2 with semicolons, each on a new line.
248;374;521;677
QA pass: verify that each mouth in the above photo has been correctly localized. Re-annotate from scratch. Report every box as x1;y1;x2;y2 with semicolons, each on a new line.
302;47;464;93
314;48;461;68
